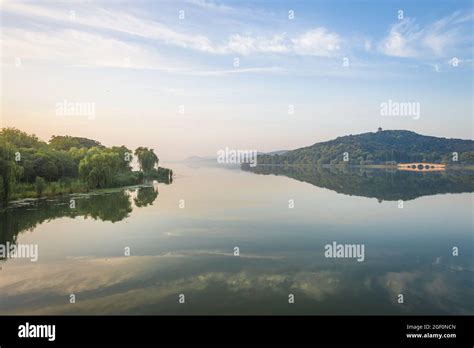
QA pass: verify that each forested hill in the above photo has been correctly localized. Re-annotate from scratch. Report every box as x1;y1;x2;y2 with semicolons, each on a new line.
257;130;474;166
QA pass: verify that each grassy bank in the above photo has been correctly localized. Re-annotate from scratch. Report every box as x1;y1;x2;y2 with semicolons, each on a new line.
11;179;89;200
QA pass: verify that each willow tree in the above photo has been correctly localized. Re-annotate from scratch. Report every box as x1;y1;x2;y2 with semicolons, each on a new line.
0;139;22;204
134;147;158;177
78;150;122;188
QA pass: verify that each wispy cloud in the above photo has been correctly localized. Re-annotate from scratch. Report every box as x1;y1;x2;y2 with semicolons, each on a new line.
1;1;471;77
225;29;342;57
1;2;342;58
1;27;181;70
226;33;290;55
1;2;223;53
291;28;341;57
379;11;473;58
186;0;236;13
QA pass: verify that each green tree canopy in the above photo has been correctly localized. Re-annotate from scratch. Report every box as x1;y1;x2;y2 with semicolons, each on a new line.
79;150;122;188
49;135;103;151
134;147;159;176
0;139;23;204
0;128;170;203
0;128;45;149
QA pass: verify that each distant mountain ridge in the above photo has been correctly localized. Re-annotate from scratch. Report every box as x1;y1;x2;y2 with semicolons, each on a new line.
265;150;288;155
184;151;289;163
257;130;474;165
184;156;216;162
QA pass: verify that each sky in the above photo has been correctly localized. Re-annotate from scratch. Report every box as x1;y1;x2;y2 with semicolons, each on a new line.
1;0;473;160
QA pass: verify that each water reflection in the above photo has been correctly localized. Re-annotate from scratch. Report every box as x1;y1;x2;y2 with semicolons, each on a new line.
0;186;159;253
134;186;159;207
0;252;471;315
242;165;474;201
0;165;472;315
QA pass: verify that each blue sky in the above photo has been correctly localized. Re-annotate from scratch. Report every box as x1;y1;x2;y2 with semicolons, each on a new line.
1;0;473;159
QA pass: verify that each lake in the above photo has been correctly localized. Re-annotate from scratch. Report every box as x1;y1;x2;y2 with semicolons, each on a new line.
0;163;472;315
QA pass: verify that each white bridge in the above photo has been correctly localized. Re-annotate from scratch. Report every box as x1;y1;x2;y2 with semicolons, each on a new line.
397;163;446;171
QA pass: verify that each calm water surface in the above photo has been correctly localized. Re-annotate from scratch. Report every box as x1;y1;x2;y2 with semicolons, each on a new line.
0;164;472;315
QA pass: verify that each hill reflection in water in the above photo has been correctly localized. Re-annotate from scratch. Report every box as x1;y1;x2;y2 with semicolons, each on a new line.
242;165;474;201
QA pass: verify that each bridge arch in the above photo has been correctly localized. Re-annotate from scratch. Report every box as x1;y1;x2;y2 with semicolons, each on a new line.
398;163;446;171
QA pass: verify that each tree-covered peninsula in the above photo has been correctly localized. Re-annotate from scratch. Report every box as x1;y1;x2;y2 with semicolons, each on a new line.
0;128;172;206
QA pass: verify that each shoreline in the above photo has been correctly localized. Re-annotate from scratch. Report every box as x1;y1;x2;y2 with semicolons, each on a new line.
5;183;155;210
3;168;173;209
